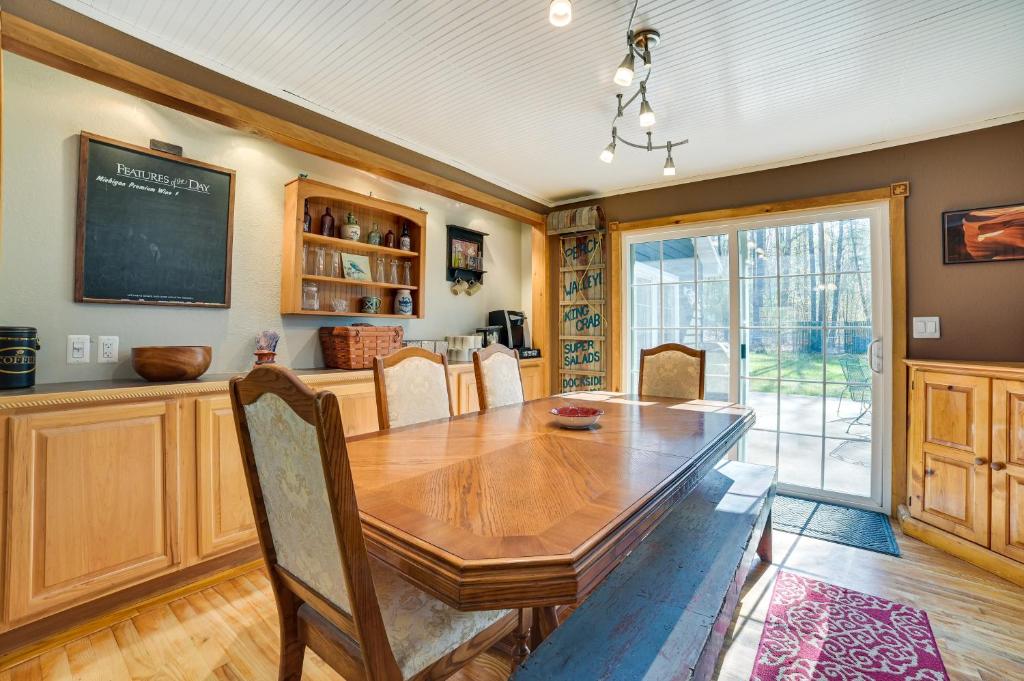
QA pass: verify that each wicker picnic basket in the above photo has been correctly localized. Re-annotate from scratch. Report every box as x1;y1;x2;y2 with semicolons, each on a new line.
318;324;404;369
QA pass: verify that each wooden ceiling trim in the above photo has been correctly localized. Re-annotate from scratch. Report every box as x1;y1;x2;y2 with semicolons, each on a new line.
0;13;545;226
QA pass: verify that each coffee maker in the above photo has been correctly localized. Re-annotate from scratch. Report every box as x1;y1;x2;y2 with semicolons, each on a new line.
487;310;540;358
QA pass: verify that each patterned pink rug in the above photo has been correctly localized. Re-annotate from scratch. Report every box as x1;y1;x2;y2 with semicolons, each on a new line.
750;571;949;681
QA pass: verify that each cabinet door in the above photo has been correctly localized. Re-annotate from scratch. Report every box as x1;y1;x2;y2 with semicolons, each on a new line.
454;370;480;415
992;380;1024;562
520;363;546;401
6;402;181;625
196;396;257;560
323;380;380;436
908;370;990;545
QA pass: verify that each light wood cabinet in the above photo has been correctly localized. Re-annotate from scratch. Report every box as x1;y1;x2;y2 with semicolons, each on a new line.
195;396;257;561
992;379;1024;563
323;379;380;436
5;402;181;625
904;361;1024;587
521;362;545;401
455;370;481;415
908;370;990;544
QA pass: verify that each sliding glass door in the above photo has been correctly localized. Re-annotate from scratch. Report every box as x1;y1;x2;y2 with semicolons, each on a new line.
622;204;891;510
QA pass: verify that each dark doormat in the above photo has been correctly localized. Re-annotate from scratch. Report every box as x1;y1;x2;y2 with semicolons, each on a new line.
772;495;900;556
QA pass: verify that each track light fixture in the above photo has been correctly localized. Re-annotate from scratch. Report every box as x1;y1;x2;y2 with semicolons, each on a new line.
600;0;688;175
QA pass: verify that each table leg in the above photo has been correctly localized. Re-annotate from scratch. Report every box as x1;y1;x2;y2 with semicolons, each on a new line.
511;608;531;672
757;511;773;563
529;606;560;649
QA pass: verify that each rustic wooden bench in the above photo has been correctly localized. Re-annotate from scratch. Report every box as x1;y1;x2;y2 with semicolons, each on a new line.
513;460;776;681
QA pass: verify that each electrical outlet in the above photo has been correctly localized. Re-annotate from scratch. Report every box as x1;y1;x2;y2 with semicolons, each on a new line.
98;335;119;363
67;334;91;364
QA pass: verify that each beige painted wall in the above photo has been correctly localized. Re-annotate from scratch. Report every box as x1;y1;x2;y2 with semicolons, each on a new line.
0;54;530;383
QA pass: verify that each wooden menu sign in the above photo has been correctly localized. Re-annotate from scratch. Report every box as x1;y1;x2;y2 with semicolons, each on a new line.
549;207;607;393
75;132;236;307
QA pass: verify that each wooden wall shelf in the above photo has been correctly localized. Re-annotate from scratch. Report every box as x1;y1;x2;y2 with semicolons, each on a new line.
280;178;426;318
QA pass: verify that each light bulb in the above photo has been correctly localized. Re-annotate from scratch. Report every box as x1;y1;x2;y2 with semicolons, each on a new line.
639;98;656;128
613;52;635;87
642;48;653;71
663;153;676;176
548;0;572;27
600;142;616;163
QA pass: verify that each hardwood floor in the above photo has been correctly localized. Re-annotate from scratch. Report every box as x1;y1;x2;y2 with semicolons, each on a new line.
3;522;1023;681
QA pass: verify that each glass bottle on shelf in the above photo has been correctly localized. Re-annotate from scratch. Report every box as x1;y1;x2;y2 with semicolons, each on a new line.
384;229;396;248
330;251;342;278
389;258;399;285
399;223;412;251
302;244;309;274
314;246;327;276
402;261;412;286
302;199;312;233
319;207;335;237
367;222;382;245
375;255;386;282
302;282;319;310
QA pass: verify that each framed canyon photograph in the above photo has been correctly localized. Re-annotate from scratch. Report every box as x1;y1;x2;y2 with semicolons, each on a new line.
943;202;1024;264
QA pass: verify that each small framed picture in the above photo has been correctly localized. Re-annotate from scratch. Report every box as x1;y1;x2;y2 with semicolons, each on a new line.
943;203;1024;264
340;252;372;281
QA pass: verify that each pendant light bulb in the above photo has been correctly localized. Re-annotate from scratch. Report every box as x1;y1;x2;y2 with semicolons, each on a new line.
639;97;656;128
548;0;572;27
600;141;616;164
613;51;635;87
663;144;676;176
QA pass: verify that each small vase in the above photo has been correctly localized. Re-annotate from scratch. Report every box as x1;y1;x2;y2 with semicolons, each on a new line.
342;212;360;241
254;350;276;365
394;289;413;316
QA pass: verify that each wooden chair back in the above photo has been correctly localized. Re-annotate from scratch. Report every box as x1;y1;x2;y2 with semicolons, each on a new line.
638;342;707;400
230;365;403;680
472;343;525;411
373;346;454;430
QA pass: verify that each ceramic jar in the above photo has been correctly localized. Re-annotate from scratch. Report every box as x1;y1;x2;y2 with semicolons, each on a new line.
394;289;413;316
342;212;360;241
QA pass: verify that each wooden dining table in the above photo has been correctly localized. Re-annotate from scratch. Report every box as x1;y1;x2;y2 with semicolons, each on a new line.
345;393;753;641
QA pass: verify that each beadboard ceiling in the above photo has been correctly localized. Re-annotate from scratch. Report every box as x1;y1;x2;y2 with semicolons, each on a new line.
54;0;1024;206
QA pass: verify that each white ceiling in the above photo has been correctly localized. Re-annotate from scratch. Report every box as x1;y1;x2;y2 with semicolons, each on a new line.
54;0;1024;206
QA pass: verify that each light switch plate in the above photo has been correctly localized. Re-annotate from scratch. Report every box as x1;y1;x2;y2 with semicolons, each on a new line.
912;316;941;339
98;335;119;363
67;334;91;363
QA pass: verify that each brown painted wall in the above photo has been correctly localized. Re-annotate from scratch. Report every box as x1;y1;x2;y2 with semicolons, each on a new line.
1;0;547;216
564;121;1024;361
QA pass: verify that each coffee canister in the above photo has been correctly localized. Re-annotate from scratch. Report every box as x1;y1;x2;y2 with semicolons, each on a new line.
0;327;41;389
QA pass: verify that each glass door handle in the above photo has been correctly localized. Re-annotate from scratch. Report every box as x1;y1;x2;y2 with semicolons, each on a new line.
868;337;883;374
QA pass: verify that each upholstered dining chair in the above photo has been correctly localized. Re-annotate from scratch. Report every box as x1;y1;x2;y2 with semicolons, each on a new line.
472;343;525;411
229;365;517;681
373;347;455;430
638;342;707;400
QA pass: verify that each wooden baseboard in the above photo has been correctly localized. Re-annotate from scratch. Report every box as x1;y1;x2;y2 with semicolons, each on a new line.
0;549;263;671
897;505;1024;588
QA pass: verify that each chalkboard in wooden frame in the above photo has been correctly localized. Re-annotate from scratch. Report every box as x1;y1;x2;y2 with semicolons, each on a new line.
75;132;236;307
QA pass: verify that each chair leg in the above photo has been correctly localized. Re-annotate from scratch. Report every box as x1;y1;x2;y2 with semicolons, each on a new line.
511;608;532;672
277;591;306;681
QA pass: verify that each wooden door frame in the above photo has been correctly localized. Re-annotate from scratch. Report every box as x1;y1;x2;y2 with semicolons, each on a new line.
608;183;910;514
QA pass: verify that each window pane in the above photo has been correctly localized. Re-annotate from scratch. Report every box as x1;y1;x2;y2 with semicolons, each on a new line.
743;429;777;467
824;218;871;274
662;238;695;283
779;274;824;326
705;375;730;402
825;330;872;382
779;329;823;380
630;242;660;285
825;382;871;439
741;379;778;432
779;433;823;489
823;273;871;327
824;438;871;497
741;277;779;327
778;381;823;436
697;281;729;327
631;329;658;372
661;328;696;345
661;283;695;329
697;234;729;280
631;285;659;329
696;329;730;379
778;223;822;276
739;228;777;277
742;329;778;379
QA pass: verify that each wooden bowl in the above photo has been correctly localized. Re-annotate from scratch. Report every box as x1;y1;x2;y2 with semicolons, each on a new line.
131;346;212;382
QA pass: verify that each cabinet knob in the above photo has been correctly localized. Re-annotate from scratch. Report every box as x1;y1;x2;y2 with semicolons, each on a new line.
924;467;936;476
991;462;1007;472
973;457;988;466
